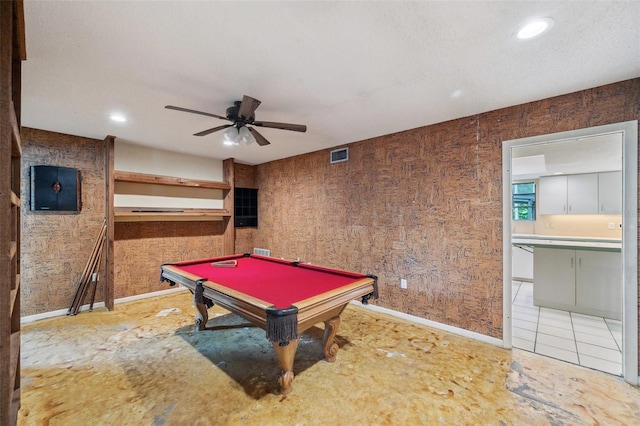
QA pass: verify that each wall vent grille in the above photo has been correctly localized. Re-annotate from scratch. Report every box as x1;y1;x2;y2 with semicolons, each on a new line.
330;147;349;164
253;248;271;256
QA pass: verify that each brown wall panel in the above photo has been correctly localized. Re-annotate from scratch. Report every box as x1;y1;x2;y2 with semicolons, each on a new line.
21;128;106;316
235;163;256;188
251;78;640;339
114;221;226;298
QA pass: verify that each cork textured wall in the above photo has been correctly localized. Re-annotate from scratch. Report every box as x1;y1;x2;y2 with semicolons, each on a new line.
20;128;107;317
114;221;226;298
252;79;640;339
19;79;640;345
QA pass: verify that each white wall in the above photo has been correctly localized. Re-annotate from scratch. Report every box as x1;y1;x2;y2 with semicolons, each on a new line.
114;142;225;209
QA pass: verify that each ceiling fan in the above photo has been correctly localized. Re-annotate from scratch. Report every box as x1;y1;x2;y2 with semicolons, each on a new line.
165;95;307;146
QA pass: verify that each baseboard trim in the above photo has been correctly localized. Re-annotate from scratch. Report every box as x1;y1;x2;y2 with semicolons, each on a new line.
352;301;504;348
20;286;188;324
22;288;503;349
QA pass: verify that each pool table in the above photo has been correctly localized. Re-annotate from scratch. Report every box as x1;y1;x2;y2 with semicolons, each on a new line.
160;253;377;395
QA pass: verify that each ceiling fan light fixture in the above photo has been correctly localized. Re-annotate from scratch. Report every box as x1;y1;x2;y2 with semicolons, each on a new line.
239;126;256;145
223;126;240;145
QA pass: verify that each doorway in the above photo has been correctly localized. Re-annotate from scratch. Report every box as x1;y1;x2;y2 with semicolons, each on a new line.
502;121;638;385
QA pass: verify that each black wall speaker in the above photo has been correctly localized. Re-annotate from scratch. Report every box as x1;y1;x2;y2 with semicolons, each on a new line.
30;165;82;212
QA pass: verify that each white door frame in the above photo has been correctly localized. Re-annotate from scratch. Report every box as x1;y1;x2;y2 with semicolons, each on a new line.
502;120;638;385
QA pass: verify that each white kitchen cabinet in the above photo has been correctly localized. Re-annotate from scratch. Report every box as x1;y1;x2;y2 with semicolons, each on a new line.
533;247;621;319
512;245;534;281
534;248;576;306
576;250;622;319
567;174;598;213
598;171;622;214
539;172;618;215
539;175;567;214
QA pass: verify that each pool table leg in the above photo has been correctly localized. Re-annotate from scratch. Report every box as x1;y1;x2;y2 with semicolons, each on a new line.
322;316;341;362
271;338;300;396
194;300;208;331
193;282;209;331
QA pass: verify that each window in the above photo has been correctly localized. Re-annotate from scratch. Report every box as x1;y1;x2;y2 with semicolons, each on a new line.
512;182;536;221
234;187;258;227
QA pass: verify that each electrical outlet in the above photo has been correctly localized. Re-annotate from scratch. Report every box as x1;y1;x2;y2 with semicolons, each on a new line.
608;222;615;230
400;278;407;289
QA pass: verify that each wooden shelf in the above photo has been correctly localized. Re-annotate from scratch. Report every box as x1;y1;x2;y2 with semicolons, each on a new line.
10;103;21;158
9;242;16;260
10;287;18;313
114;207;231;222
114;170;230;190
8;332;19;391
10;191;19;207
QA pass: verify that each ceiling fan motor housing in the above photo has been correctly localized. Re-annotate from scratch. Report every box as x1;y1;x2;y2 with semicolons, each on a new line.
226;101;254;124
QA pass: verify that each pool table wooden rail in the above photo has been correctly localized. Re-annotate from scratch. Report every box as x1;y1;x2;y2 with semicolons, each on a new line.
160;264;375;334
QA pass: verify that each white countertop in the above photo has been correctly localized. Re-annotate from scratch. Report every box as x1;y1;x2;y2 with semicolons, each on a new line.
512;234;622;250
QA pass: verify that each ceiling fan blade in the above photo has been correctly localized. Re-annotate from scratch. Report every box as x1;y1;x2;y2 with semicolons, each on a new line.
253;121;307;133
238;95;261;120
165;105;229;121
248;127;270;146
194;124;232;137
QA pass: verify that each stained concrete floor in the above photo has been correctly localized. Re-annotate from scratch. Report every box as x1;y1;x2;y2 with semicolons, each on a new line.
18;291;640;425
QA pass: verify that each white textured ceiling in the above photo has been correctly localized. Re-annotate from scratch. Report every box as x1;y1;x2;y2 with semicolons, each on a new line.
21;1;640;166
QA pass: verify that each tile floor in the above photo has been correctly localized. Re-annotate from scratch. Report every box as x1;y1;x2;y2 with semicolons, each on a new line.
512;280;622;376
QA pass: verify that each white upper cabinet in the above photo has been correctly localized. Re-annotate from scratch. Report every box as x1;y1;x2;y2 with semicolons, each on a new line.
539;175;568;214
598;171;622;214
539;172;619;215
567;173;599;214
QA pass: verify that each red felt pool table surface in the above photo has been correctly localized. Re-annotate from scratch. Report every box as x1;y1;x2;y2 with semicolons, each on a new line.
171;254;366;309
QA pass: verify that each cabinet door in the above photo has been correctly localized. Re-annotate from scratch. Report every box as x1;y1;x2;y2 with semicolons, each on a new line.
567;174;598;214
598;171;622;214
539;175;567;214
576;250;622;319
533;247;575;306
512;245;534;281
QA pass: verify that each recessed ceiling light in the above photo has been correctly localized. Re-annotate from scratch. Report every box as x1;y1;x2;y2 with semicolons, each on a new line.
109;113;127;122
515;17;554;40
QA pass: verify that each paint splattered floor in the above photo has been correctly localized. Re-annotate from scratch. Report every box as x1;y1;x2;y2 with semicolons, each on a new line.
18;291;640;425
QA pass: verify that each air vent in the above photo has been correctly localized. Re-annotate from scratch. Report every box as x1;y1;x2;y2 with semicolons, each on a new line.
253;248;271;256
330;147;349;164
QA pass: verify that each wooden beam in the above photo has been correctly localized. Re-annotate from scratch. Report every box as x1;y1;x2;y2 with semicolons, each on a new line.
12;1;26;61
9;102;20;156
223;158;235;255
105;135;115;310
